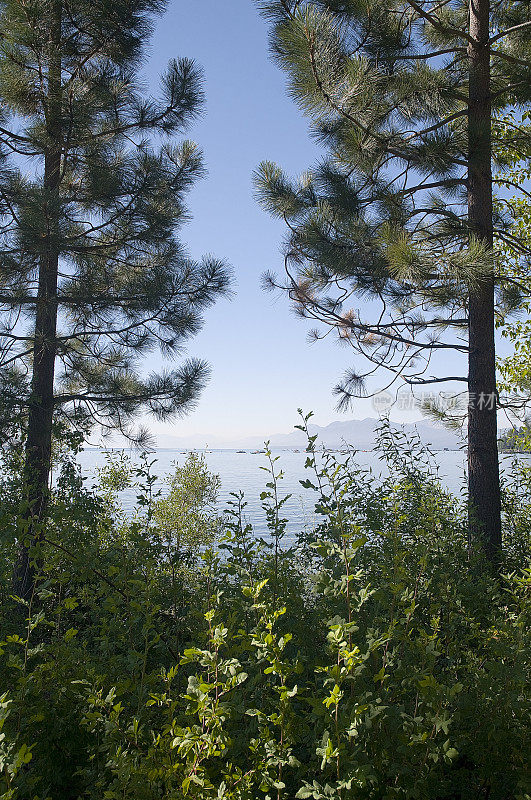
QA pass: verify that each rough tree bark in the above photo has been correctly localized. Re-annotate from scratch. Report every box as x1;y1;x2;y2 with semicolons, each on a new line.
13;0;62;599
467;0;502;565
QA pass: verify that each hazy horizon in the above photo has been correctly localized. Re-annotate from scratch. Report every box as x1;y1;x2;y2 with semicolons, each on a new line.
86;413;468;452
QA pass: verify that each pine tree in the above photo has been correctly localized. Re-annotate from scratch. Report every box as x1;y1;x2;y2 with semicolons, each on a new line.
255;0;531;566
0;0;231;598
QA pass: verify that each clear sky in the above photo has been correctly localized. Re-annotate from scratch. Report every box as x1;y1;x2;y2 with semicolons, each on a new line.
138;0;461;442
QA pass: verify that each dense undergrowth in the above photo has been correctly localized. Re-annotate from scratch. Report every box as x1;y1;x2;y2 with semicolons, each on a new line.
0;416;530;800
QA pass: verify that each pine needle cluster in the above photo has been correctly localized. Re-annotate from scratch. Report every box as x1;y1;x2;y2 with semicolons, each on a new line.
0;0;231;442
255;0;530;398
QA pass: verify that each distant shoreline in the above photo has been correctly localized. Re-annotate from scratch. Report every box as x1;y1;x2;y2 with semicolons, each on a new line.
81;446;468;453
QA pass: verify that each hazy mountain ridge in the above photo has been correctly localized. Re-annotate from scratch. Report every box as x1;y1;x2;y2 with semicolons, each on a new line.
156;418;462;451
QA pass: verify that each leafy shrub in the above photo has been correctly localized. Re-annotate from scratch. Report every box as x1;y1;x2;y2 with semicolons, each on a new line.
0;416;529;799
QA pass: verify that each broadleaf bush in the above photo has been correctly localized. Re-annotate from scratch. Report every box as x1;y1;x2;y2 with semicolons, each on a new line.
0;416;529;799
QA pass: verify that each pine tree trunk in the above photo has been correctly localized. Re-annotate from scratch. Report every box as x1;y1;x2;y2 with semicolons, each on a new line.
13;1;62;600
467;0;502;565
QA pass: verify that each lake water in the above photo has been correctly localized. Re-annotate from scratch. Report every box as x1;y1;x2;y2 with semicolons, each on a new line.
75;447;526;542
78;449;508;536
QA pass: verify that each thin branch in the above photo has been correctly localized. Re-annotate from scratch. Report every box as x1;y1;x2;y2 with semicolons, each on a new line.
402;0;475;44
489;21;531;45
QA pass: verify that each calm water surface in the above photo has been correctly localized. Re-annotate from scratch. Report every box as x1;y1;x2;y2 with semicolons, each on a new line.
75;447;528;542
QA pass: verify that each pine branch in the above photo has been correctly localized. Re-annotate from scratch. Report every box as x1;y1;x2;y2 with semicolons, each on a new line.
401;0;475;44
489;20;531;45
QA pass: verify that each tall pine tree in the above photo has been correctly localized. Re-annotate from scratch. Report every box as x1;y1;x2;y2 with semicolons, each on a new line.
256;0;531;566
0;0;231;598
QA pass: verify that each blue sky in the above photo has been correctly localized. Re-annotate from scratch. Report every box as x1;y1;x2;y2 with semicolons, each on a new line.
139;0;461;442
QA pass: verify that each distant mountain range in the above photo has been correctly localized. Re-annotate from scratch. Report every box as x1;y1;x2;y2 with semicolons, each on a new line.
156;418;462;451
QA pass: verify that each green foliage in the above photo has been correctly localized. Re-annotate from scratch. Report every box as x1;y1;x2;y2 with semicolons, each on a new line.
154;451;221;553
498;422;531;453
497;112;531;408
0;419;530;799
494;110;531;447
254;0;531;399
0;0;231;443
